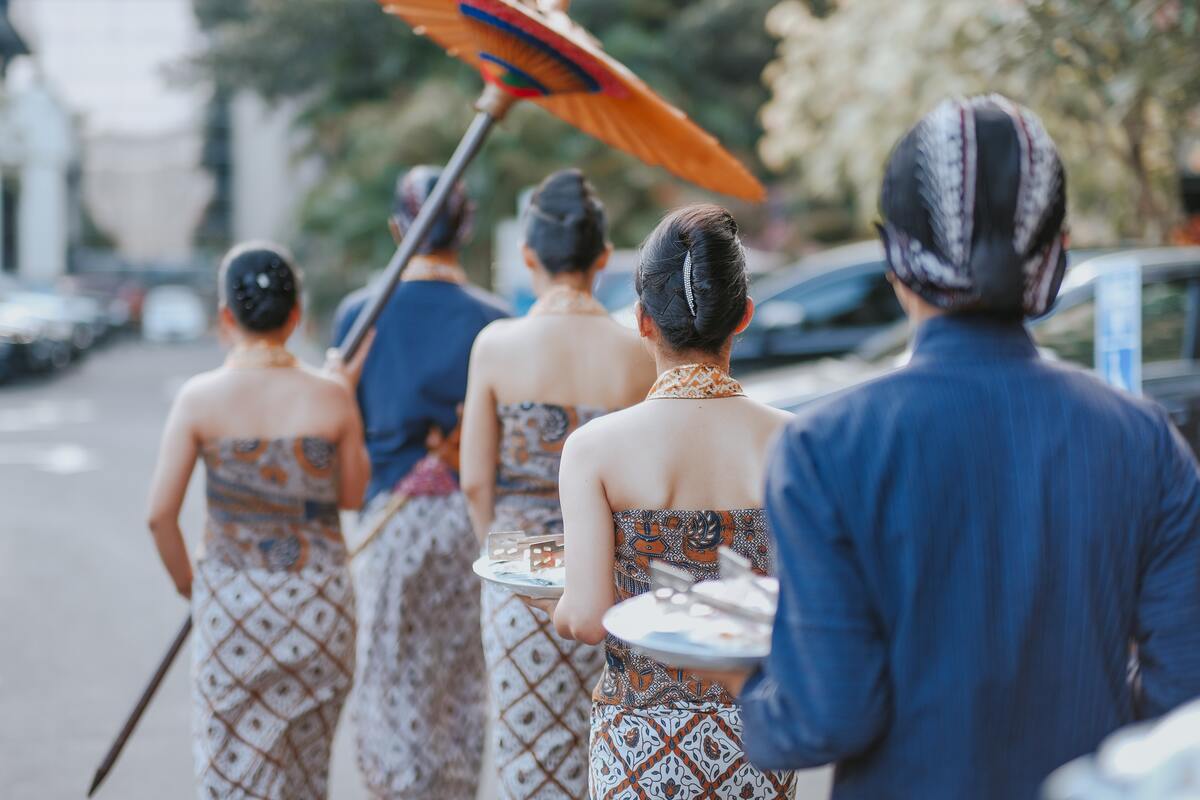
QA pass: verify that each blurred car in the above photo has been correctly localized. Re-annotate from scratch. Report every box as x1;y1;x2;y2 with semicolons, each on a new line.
611;241;902;370
732;241;902;370
0;300;72;373
7;290;102;354
142;285;208;343
745;247;1200;452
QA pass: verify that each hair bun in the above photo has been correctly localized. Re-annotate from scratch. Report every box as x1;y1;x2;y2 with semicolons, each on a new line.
221;242;300;333
524;169;608;276
636;204;748;353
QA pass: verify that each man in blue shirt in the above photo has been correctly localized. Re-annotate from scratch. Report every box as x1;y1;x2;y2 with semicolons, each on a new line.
733;97;1200;798
332;166;509;798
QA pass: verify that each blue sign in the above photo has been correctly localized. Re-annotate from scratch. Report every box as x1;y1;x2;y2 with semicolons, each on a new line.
1094;259;1142;395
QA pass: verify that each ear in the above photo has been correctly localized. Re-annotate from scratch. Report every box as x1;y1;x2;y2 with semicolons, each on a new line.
733;296;755;335
635;300;656;341
522;243;539;273
591;243;612;274
284;304;302;338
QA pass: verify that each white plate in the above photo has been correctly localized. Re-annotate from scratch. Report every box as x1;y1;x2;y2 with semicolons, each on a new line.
472;555;564;599
602;590;771;671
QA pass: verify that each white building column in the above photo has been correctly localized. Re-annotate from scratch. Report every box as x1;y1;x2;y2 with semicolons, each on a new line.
10;76;75;281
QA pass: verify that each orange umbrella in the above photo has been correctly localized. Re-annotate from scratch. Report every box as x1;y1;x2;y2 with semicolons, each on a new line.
379;0;765;201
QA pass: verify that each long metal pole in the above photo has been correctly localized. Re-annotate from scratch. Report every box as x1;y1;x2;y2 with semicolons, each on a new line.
86;85;516;797
340;99;508;358
87;616;193;797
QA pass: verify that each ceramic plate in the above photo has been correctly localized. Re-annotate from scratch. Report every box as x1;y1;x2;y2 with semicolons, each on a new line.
472;555;565;599
602;589;771;671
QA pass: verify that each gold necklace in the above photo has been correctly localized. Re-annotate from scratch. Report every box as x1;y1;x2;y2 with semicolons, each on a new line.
528;285;607;317
646;363;744;400
225;343;298;369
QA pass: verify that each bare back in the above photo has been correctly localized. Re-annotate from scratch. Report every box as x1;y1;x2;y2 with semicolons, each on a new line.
478;314;654;409
460;308;656;537
581;394;791;512
184;364;355;443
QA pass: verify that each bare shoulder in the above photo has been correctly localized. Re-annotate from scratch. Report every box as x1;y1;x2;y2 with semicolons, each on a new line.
174;368;225;409
474;316;522;349
297;364;355;402
564;402;641;453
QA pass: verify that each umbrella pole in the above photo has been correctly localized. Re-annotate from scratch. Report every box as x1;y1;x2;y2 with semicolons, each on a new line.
339;83;517;359
87;83;517;798
87;615;193;797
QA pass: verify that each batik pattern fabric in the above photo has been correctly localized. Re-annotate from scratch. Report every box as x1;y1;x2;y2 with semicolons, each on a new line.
481;401;607;799
349;456;487;799
878;94;1067;316
589;508;795;800
192;437;356;800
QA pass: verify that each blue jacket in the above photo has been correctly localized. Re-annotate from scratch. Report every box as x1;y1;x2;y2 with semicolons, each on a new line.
333;279;510;504
740;315;1200;799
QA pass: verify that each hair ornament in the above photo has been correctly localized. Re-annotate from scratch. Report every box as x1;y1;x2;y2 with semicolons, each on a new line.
682;250;697;317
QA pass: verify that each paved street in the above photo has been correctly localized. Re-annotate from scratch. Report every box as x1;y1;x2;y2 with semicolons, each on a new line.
0;338;830;799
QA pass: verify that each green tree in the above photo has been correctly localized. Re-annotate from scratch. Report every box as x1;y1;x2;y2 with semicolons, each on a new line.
189;0;780;310
761;0;1200;243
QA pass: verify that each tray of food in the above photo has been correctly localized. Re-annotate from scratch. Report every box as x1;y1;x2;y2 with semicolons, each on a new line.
602;548;778;671
472;530;565;599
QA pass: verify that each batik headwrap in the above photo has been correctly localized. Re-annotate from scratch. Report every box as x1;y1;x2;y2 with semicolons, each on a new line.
392;165;475;254
878;95;1067;317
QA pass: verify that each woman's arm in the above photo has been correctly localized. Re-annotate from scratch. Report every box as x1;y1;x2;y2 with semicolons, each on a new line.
553;430;616;645
145;385;201;599
460;332;500;544
335;389;371;509
324;331;373;509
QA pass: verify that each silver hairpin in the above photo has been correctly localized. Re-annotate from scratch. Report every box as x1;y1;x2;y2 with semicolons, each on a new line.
682;250;697;317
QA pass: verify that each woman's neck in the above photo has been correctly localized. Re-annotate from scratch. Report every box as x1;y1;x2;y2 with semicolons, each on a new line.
413;251;459;269
231;333;289;349
534;271;592;296
653;349;731;376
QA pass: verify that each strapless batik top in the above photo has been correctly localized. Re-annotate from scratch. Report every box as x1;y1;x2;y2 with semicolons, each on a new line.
201;436;346;571
595;507;772;708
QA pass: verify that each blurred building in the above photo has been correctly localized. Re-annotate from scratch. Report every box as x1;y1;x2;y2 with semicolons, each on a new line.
0;0;81;281
8;0;315;272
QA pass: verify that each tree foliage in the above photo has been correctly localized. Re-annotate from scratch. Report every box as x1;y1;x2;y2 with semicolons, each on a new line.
761;0;1200;243
190;0;780;301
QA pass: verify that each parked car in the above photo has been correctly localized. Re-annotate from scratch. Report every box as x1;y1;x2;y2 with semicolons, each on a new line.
0;300;72;373
142;285;208;343
744;247;1200;453
731;241;902;370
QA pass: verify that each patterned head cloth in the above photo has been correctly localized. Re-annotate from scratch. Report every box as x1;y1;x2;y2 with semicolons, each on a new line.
392;165;474;254
877;95;1068;317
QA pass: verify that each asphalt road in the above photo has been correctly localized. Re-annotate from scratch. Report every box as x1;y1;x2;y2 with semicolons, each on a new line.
0;337;830;800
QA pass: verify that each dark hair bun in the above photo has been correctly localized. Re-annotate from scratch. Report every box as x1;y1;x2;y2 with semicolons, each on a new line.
636;204;748;353
221;244;299;332
524;169;608;275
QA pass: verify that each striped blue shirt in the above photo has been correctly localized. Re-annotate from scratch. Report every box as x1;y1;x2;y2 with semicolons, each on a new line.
740;315;1200;799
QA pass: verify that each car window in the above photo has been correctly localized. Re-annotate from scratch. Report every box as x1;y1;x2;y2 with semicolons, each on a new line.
769;267;901;330
1033;277;1192;366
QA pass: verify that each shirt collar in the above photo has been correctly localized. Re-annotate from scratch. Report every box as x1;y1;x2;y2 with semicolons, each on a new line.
909;314;1039;364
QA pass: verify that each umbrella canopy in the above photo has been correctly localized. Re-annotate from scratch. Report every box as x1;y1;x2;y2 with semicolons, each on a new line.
379;0;766;202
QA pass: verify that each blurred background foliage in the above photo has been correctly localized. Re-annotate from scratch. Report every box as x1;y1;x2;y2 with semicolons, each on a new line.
188;0;1200;317
763;0;1200;244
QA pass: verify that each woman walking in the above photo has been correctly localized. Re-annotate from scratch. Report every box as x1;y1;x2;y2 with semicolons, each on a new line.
146;243;371;799
460;169;656;798
333;167;510;799
552;206;797;799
